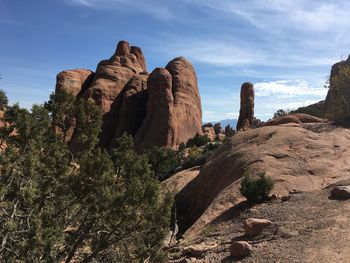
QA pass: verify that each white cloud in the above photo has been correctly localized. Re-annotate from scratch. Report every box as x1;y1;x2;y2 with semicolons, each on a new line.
199;0;350;33
255;80;328;99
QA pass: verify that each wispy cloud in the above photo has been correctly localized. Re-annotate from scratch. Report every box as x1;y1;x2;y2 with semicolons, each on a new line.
255;80;328;99
199;0;350;33
66;0;178;21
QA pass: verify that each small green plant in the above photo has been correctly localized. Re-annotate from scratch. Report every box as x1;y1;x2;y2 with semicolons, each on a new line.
202;224;217;237
240;170;274;203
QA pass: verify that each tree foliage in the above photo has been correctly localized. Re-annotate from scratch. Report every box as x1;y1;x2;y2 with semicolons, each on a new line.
0;91;172;262
273;109;288;119
145;147;182;181
0;89;8;110
186;133;209;148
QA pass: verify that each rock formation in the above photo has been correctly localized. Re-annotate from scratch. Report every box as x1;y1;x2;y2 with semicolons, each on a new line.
236;82;254;131
134;57;202;151
202;126;216;141
325;55;350;121
112;74;148;139
261;113;326;127
134;68;175;150
55;69;94;97
54;41;202;151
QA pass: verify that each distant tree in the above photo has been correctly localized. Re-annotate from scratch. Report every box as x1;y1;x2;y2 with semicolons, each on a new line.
273;109;288;119
0;89;8;110
224;124;235;137
145;146;181;181
213;123;222;134
202;122;213;128
186;133;209;148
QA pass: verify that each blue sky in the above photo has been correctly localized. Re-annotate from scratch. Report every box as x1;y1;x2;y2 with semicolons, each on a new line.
1;0;350;122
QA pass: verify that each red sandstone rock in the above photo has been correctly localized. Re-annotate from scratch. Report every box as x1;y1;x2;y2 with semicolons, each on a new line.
236;82;254;131
202;126;216;142
54;41;202;150
165;57;202;147
112;74;148;139
134;68;175;150
55;69;94;97
262;113;326;127
135;57;202;151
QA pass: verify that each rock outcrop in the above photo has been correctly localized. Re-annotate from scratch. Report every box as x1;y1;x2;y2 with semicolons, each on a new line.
202;126;216;141
325;55;350;121
236;82;254;131
175;123;350;237
134;57;202;151
54;41;202;150
262;113;326;127
112;74;148;139
55;69;94;97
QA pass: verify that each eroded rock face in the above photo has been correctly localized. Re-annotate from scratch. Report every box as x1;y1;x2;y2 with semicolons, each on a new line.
83;41;147;147
236;82;254;131
55;69;94;97
134;68;175;150
325;55;350;119
135;57;202;151
112;74;148;139
165;57;202;147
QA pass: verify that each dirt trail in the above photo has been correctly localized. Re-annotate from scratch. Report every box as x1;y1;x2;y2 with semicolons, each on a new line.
168;188;350;262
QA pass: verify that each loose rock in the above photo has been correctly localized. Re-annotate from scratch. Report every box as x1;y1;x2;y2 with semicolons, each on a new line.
229;241;253;257
243;218;272;236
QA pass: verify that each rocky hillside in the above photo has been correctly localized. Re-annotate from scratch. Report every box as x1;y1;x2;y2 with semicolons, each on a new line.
161;55;350;262
55;40;202;151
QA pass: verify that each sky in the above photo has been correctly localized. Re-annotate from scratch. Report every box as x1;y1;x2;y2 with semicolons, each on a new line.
1;0;350;122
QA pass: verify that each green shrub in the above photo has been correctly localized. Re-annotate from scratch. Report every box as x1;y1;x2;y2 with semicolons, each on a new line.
181;154;208;170
186;133;209;147
240;171;274;203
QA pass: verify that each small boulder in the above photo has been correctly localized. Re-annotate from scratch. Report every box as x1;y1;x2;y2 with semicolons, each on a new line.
183;243;217;258
243;218;272;236
229;241;253;257
331;186;350;200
